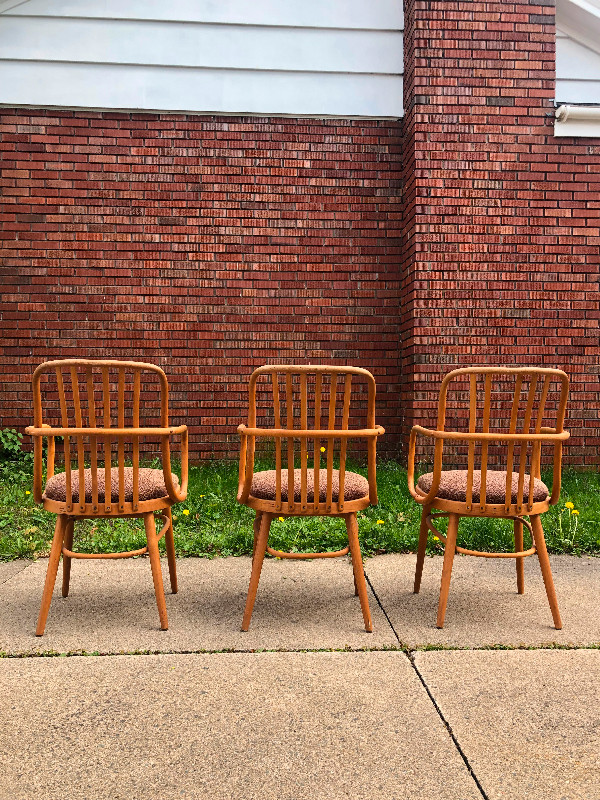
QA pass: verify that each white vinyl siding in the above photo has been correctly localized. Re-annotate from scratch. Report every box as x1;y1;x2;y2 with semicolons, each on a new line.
556;28;600;104
0;0;404;118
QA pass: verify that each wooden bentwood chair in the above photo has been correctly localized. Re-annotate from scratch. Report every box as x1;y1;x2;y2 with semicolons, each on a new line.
408;367;569;629
26;359;188;635
237;366;385;632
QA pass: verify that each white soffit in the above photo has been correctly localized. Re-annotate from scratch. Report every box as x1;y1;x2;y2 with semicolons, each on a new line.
556;0;600;57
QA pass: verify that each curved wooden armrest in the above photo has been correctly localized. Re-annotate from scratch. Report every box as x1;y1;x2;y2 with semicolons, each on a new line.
408;426;443;505
410;426;569;443
236;425;384;439
25;425;188;437
161;426;188;503
237;426;251;503
30;424;56;503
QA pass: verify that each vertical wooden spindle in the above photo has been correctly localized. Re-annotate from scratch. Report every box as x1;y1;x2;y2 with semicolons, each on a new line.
102;366;112;512
300;373;308;510
56;368;72;513
70;366;86;513
516;375;538;511
479;373;492;511
313;373;322;510
117;367;126;512
286;372;294;512
465;373;477;511
132;368;141;511
505;376;523;512
326;373;337;512
338;373;352;511
272;372;282;511
86;366;99;512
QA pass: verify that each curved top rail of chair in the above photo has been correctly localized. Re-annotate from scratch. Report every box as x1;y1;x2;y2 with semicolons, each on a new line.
32;358;168;379
440;365;570;381
250;364;376;377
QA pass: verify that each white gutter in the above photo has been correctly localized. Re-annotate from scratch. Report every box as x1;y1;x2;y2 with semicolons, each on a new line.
554;103;600;136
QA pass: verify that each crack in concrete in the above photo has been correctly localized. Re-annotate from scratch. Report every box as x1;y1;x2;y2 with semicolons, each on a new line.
365;567;491;800
409;653;491;800
0;561;29;585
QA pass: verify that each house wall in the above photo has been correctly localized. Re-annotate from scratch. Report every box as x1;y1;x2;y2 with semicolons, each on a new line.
401;0;600;466
0;112;403;458
1;1;599;465
0;0;403;118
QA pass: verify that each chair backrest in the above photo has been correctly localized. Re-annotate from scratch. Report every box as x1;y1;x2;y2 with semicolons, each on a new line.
31;359;172;513
436;366;569;510
239;365;381;513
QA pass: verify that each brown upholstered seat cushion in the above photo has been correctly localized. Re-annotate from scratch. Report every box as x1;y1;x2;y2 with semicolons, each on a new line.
251;468;369;503
417;470;549;504
43;467;179;503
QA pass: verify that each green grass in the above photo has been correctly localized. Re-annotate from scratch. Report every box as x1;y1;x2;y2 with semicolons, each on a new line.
0;459;598;561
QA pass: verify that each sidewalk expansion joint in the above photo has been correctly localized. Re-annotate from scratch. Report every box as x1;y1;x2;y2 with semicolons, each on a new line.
409;653;491;800
1;643;597;660
0;645;410;659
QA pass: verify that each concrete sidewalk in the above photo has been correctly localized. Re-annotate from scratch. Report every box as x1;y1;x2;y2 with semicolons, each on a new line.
0;554;598;799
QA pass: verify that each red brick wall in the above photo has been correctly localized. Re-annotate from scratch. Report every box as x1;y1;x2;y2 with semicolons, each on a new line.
401;0;600;466
2;1;599;466
0;113;403;458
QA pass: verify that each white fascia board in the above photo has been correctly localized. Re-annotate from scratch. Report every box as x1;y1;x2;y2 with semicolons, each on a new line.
554;103;600;135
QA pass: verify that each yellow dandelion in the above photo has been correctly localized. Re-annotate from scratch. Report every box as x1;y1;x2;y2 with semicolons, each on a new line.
25;491;31;495
278;516;284;522
433;536;439;541
182;509;190;516
200;495;205;498
377;519;384;525
572;509;579;516
320;446;326;453
565;502;574;510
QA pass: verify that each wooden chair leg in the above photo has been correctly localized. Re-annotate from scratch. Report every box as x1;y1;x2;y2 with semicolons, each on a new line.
164;508;178;594
346;513;373;633
36;515;66;636
252;511;263;563
61;518;74;598
144;513;168;631
242;512;272;631
531;514;562;629
514;517;525;595
436;513;459;629
414;505;430;594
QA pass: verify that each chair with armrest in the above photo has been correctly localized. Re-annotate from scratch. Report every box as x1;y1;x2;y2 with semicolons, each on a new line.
237;365;385;632
26;359;188;635
408;367;569;629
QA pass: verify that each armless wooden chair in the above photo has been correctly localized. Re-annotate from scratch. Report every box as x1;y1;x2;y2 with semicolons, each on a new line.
237;365;384;632
26;359;188;635
408;367;569;629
